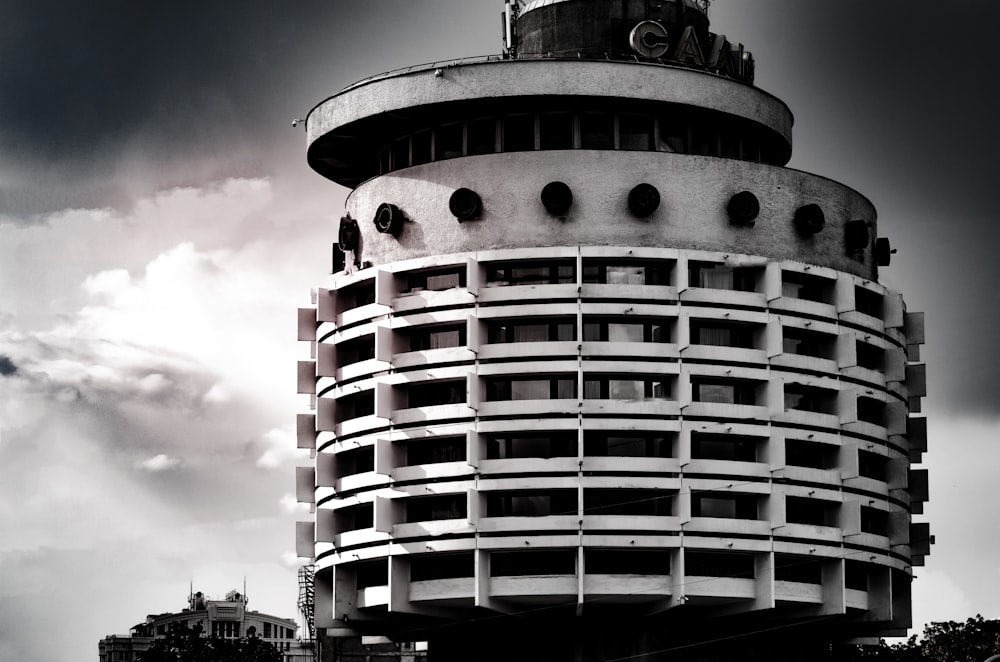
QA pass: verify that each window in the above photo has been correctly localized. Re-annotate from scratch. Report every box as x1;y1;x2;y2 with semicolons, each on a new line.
690;433;758;462
860;506;888;536
411;129;432;166
391;136;409;170
690;320;757;348
692;494;758;519
335;503;373;533
263;622;271;638
658;113;687;153
584;376;670;400
845;561;870;591
579;112;614;149
858;450;888;481
691;378;759;405
350;559;388;589
486;490;577;517
410;552;475;581
783;384;836;414
403;267;465;292
336;446;374;478
406;495;467;522
855;287;884;319
338;283;376;311
856;341;884;371
583;260;671;285
690;122;719;156
490;550;577;576
586;549;670;575
583;317;671;343
406;437;466;465
486;376;576;401
435;122;464;160
539;112;574;150
619;114;653;150
335;391;374;423
468;117;497;155
685;551;755;578
584;489;673;516
785;496;837;527
405;380;466;407
487;318;575;343
407;324;466;351
782;271;834;303
688;262;758;291
782;328;835;359
857;397;886;426
485;260;575;286
502;114;535;152
584;432;673;458
785;438;838;470
774;554;822;584
337;335;375;367
487;433;576;459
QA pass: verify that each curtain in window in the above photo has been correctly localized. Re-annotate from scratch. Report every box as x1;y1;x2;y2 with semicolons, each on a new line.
514;324;549;342
699;266;734;289
607;323;644;342
697;383;735;404
697;326;731;346
609;379;643;400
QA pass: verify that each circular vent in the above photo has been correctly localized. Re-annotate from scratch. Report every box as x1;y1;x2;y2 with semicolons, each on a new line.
449;188;482;221
628;183;661;217
541;181;573;216
874;237;892;266
845;219;871;250
794;204;825;236
373;203;403;237
727;191;760;225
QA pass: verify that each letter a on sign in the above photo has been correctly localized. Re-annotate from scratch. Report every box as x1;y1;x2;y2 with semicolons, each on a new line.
673;26;705;67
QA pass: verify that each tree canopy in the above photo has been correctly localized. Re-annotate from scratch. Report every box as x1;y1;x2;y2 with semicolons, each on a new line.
858;615;1000;662
136;622;282;662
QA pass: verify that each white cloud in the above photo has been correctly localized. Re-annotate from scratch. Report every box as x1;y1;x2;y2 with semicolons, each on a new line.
137;454;181;472
257;427;301;469
279;493;310;515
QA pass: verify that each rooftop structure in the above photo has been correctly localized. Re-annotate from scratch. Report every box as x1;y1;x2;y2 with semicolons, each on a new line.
295;2;930;660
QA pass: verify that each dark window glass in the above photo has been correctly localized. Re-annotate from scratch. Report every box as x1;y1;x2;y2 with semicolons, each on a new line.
502;114;535;152
619;114;653;150
858;450;888;481
406;437;466;465
406;380;465;407
468;117;496;155
378;148;390;175
785;439;837;470
685;551;755;578
335;503;373;532
411;129;432;166
486;490;577;517
391;136;409;169
580;112;614;149
337;335;375;367
774;554;822;584
782;272;834;303
351;559;388;589
692;494;757;519
583;318;671;343
487;433;577;459
690;321;757;348
855;287;884;319
858;397;886;426
691;433;758;462
690;123;718;156
406;495;467;522
691;379;758;405
782;328;835;359
337;446;374;477
486;377;577;401
582;261;671;285
335;391;374;423
784;385;836;414
583;377;670;400
408;324;466;351
584;432;672;458
485;260;576;286
658;115;686;153
860;506;888;536
856;341;885;371
585;549;670;575
584;489;672;516
689;262;758;291
436;123;464;160
845;561;870;591
404;267;465;292
487;319;576;343
339;283;376;310
410;552;475;581
490;550;576;577
539;113;574;150
785;497;836;527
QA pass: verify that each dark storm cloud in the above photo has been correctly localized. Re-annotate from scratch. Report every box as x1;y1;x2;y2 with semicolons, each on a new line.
0;356;16;376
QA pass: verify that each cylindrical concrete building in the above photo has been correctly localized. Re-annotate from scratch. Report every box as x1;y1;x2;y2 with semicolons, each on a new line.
295;2;929;659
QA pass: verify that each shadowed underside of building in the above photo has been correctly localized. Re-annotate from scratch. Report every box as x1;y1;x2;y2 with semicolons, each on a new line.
294;1;930;659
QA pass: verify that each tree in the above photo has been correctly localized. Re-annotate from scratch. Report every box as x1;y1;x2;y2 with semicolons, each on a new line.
855;615;1000;662
137;622;282;662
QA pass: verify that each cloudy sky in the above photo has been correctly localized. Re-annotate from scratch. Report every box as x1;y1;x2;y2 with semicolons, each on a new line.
1;1;998;659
